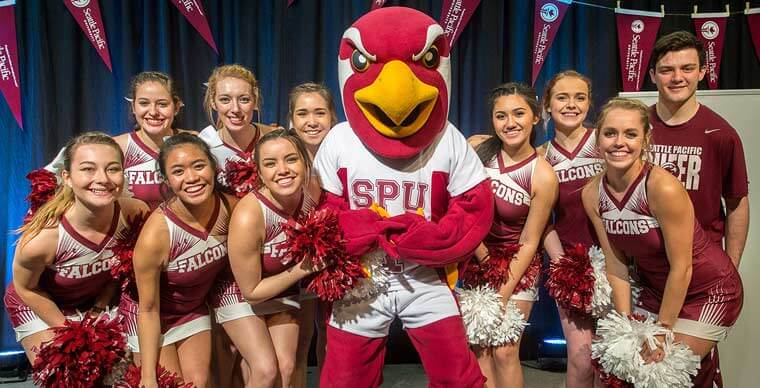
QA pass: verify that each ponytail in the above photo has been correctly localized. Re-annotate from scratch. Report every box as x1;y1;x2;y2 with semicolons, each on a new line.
17;185;74;247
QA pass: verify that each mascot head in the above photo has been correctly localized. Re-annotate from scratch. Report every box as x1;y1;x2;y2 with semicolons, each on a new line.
339;7;451;159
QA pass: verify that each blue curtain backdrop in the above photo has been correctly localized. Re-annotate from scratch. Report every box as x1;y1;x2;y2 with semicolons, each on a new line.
2;0;759;355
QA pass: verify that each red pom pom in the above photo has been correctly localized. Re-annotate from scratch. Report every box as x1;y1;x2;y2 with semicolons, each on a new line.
24;168;58;223
111;213;148;292
591;358;632;388
223;159;259;197
115;364;193;388
281;208;367;302
32;313;126;387
462;244;541;293
545;243;595;315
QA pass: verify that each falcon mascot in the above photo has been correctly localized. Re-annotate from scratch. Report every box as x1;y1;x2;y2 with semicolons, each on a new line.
314;7;492;387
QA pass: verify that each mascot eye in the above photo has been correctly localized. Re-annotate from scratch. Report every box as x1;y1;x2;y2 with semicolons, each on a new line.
421;45;440;69
351;50;370;72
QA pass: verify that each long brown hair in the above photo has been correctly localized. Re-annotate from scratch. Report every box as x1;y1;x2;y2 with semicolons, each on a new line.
17;132;124;247
476;82;540;164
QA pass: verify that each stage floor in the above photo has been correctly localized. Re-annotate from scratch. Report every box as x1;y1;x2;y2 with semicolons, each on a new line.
2;364;566;387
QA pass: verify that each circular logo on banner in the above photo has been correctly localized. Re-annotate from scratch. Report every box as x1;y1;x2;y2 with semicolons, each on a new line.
71;0;90;7
701;21;720;40
631;20;645;34
540;3;560;23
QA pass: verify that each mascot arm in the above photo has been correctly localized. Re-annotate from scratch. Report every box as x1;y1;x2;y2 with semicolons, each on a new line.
391;179;493;267
320;192;406;257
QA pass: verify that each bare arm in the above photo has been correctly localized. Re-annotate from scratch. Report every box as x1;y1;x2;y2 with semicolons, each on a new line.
649;168;693;328
542;226;564;262
228;194;316;305
582;181;632;315
724;196;749;267
134;212;170;384
498;160;558;299
12;229;66;327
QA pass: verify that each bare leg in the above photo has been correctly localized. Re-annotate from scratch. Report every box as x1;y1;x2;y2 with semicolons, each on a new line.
267;310;300;388
292;299;315;388
558;306;596;387
491;300;534;388
175;331;212;388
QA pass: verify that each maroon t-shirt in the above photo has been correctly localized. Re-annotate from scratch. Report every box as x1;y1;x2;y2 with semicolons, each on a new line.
649;104;749;245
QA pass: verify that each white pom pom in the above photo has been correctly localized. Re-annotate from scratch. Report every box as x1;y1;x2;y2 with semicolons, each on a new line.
490;299;528;347
340;251;389;305
458;286;505;347
592;311;700;387
588;246;613;318
458;287;528;347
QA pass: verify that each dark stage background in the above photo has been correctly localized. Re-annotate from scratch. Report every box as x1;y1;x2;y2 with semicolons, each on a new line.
2;0;760;359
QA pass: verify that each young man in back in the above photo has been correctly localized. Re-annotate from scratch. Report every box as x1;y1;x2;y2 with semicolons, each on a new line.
647;30;749;388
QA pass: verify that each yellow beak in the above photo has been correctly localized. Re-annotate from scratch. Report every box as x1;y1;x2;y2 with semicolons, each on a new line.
354;60;438;138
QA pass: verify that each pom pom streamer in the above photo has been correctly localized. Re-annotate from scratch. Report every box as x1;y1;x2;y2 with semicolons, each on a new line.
220;159;259;197
24;168;58;223
462;243;521;289
458;286;528;347
588;245;613;318
545;243;595;316
32;310;127;388
114;363;193;388
110;213;148;292
591;311;701;387
281;208;368;302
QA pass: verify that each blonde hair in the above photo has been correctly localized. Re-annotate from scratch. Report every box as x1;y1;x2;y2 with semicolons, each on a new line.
17;132;123;247
203;64;261;129
587;97;652;190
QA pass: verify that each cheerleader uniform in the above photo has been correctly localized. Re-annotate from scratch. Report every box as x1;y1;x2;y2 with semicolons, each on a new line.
243;190;318;315
199;125;262;323
544;129;603;248
122;195;231;350
598;164;743;341
4;203;126;340
484;151;542;301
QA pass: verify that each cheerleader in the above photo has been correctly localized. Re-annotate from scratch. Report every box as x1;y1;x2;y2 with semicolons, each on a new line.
581;98;743;386
134;133;238;388
287;82;339;387
198;64;276;388
4;132;148;363
538;71;602;387
469;83;558;387
227;129;326;388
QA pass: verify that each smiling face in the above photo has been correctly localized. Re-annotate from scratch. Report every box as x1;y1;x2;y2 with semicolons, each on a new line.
597;108;649;172
547;76;590;132
492;94;539;151
164;144;216;208
649;48;706;108
132;81;178;136
212;76;257;133
256;138;307;199
62;144;125;209
291;92;334;152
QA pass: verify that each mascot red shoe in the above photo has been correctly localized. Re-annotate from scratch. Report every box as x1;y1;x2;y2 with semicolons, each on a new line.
314;7;492;387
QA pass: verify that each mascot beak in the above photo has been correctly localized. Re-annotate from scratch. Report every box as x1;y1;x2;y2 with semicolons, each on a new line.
354;60;438;138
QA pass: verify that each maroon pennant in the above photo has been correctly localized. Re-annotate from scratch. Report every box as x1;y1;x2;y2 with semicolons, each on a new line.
62;0;112;71
531;0;572;85
692;12;728;90
615;7;662;92
747;7;760;63
0;1;22;128
370;0;387;11
439;0;482;47
169;0;218;54
288;0;295;7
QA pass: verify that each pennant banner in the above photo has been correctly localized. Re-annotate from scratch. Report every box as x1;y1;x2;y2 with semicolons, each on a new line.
692;12;728;90
62;0;112;72
747;8;760;63
440;0;481;47
370;0;387;11
615;8;662;92
0;1;22;128
169;0;218;54
531;0;572;85
288;0;295;7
